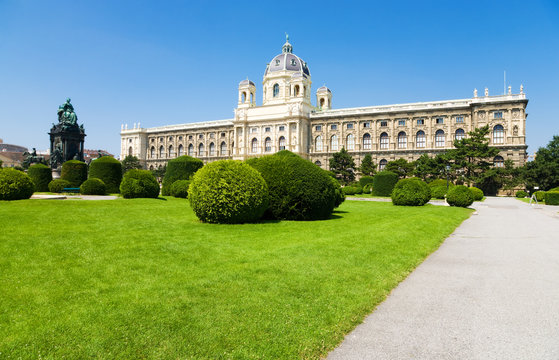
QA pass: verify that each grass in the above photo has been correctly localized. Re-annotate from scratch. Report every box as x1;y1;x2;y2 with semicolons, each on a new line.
0;197;471;359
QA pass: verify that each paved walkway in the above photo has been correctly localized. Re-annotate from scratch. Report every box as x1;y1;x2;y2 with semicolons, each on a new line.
31;194;118;200
328;197;559;360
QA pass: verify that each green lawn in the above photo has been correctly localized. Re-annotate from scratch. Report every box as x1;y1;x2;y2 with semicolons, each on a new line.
0;198;471;359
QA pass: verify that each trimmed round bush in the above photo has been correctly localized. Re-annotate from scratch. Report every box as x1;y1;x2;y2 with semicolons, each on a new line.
161;155;204;196
329;177;345;208
534;191;545;202
447;185;474;207
363;183;373;194
359;175;374;187
469;187;484;201
247;152;337;221
120;169;160;199
343;186;356;196
428;179;448;187
545;191;559;206
0;168;35;200
48;179;71;193
28;163;52;192
391;178;431;206
170;179;190;198
189;160;269;224
516;190;528;198
88;156;122;193
80;178;106;195
61;160;88;187
372;171;398;196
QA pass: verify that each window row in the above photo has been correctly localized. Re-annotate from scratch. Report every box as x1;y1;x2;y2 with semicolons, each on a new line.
314;116;469;131
150;132;227;143
250;137;286;153
150;142;229;158
346;155;505;171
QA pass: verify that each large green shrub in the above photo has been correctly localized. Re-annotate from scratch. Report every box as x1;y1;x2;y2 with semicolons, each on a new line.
391;178;431;206
61;160;87;187
329;176;345;208
544;191;559;206
446;185;474;208
120;169;160;199
48;179;71;193
161;156;204;196
430;185;448;199
534;191;545;202
516;190;528;198
88;156;122;193
469;187;484;201
247;152;337;220
170;179;190;198
343;186;356;196
80;178;107;195
372;171;398;197
189;160;269;224
428;179;448;187
0;168;35;200
359;176;375;187
363;183;373;194
549;187;559;192
28;163;52;192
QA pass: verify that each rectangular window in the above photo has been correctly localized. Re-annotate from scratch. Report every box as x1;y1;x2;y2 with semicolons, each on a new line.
250;127;258;133
436;117;444;124
330;124;337;130
347;123;354;129
416;119;425;125
456;116;464;123
363;122;370;128
278;125;285;131
398;119;406;126
380;121;388;127
265;127;271;132
315;125;322;131
494;111;503;119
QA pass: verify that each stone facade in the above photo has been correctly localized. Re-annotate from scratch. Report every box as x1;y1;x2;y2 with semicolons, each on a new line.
121;39;528;170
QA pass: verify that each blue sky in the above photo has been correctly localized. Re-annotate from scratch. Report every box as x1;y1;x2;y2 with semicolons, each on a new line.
1;0;558;157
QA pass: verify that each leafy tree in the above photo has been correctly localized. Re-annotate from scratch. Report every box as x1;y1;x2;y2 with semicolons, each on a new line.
447;125;499;185
150;165;166;182
121;155;142;174
329;147;355;185
524;135;559;191
385;158;415;179
359;154;376;176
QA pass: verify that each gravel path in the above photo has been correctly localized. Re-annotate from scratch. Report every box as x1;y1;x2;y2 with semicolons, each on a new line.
328;197;559;360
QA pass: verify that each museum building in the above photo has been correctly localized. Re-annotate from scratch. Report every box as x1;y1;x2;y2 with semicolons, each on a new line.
120;38;528;171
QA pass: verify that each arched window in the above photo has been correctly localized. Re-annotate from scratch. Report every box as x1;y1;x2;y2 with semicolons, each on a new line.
279;136;286;150
178;144;184;156
250;93;253;103
273;83;279;97
241;92;246;103
264;137;272;152
128;147;133;156
320;98;325;108
346;134;355;150
220;141;227;155
379;159;388;171
209;142;215;156
198;143;205;157
397;131;407;149
159;146;164;158
150;146;155;158
315;160;322;167
188;144;194;156
435;130;445;147
294;85;300;96
315;135;323;152
416;131;426;148
493;125;504;144
455;128;465;141
251;138;258;153
380;132;389;149
363;133;371;150
149;165;154;170
494;155;504;167
168;145;174;158
330;135;338;151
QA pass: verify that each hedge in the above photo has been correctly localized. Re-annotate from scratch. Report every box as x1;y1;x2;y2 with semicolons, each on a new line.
61;160;88;187
170;179;190;198
189;160;269;224
247;151;337;221
88;156;122;193
48;179;71;193
372;171;398;196
428;179;448;187
329;176;345;208
446;185;474;207
391;178;431;206
516;190;528;198
359;176;374;187
534;191;545;202
161;155;204;196
469;187;484;201
544;191;559;206
80;178;107;195
120;169;160;199
28;163;52;192
0;168;35;200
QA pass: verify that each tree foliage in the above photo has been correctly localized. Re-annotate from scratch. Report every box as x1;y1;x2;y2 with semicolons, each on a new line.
523;135;559;191
121;155;142;174
329;147;355;185
385;158;415;179
359;154;375;176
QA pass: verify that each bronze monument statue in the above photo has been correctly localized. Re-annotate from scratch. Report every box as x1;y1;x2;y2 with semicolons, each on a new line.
49;98;86;172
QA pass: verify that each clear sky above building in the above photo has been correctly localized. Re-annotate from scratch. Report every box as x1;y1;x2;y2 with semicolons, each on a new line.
1;0;557;156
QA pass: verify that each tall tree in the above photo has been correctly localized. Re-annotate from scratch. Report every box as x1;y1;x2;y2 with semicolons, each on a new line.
524;135;559;191
329;147;355;185
359;154;375;176
385;158;415;178
121;155;143;174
